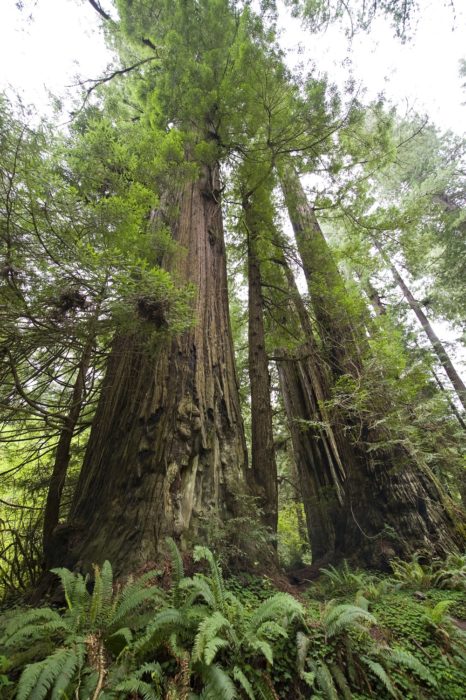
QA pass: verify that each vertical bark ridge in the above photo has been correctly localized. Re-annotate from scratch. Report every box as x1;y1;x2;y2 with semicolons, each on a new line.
243;197;278;536
57;164;250;575
278;167;465;566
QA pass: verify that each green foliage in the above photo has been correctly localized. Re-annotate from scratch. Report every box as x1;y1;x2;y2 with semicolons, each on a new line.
0;560;163;699
0;542;303;699
320;561;376;595
286;0;421;39
390;552;466;591
297;598;438;699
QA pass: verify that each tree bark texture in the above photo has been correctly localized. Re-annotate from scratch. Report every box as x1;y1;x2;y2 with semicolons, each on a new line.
277;351;345;561
56;164;250;575
244;198;278;535
279;168;465;566
274;254;346;560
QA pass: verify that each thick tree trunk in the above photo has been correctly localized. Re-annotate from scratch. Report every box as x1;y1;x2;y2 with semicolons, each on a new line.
54;164;251;575
378;249;466;412
42;336;93;569
279;167;464;566
277;350;345;561
274;255;346;561
244;198;278;535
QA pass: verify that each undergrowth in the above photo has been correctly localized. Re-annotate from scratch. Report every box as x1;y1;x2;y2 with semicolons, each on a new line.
0;547;465;699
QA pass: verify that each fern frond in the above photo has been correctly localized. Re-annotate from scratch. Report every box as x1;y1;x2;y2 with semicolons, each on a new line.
296;631;311;674
17;660;44;700
134;661;164;680
112;584;166;628
4;618;70;649
232;665;255;700
320;564;342;586
90;564;103;624
354;592;370;611
249;593;303;631
322;603;376;638
426;599;453;624
192;611;232;663
388;647;437;687
114;677;160;700
202;663;237;700
204;637;229;665
255;620;288;641
134;608;187;655
17;648;70;700
50;567;89;612
99;560;114;624
1;608;63;647
330;663;352;700
315;661;339;700
247;638;274;665
180;575;216;609
193;546;226;612
50;644;85;700
362;657;397;698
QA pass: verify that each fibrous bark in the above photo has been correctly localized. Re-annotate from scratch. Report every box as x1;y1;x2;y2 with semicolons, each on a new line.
244;197;278;535
274;255;346;561
279;166;464;566
54;164;251;575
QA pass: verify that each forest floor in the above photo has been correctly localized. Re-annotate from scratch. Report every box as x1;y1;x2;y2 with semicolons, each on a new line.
1;553;465;699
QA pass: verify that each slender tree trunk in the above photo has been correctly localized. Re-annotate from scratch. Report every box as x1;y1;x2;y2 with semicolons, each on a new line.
42;335;94;569
362;275;466;430
376;246;466;411
279;167;464;566
279;167;364;375
244;197;278;536
53;164;252;575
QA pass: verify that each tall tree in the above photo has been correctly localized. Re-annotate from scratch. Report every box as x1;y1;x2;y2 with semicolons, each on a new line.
242;178;278;536
54;0;272;574
279;167;463;565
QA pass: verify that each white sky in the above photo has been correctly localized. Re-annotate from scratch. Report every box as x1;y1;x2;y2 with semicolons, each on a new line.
0;0;464;132
278;0;466;134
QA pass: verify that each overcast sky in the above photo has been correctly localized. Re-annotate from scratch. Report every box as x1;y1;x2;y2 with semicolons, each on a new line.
0;0;465;132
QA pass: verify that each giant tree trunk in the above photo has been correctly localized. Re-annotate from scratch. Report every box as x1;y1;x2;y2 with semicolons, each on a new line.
277;350;345;561
275;254;346;561
54;164;251;575
279;167;364;375
244;197;278;535
279;167;464;566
